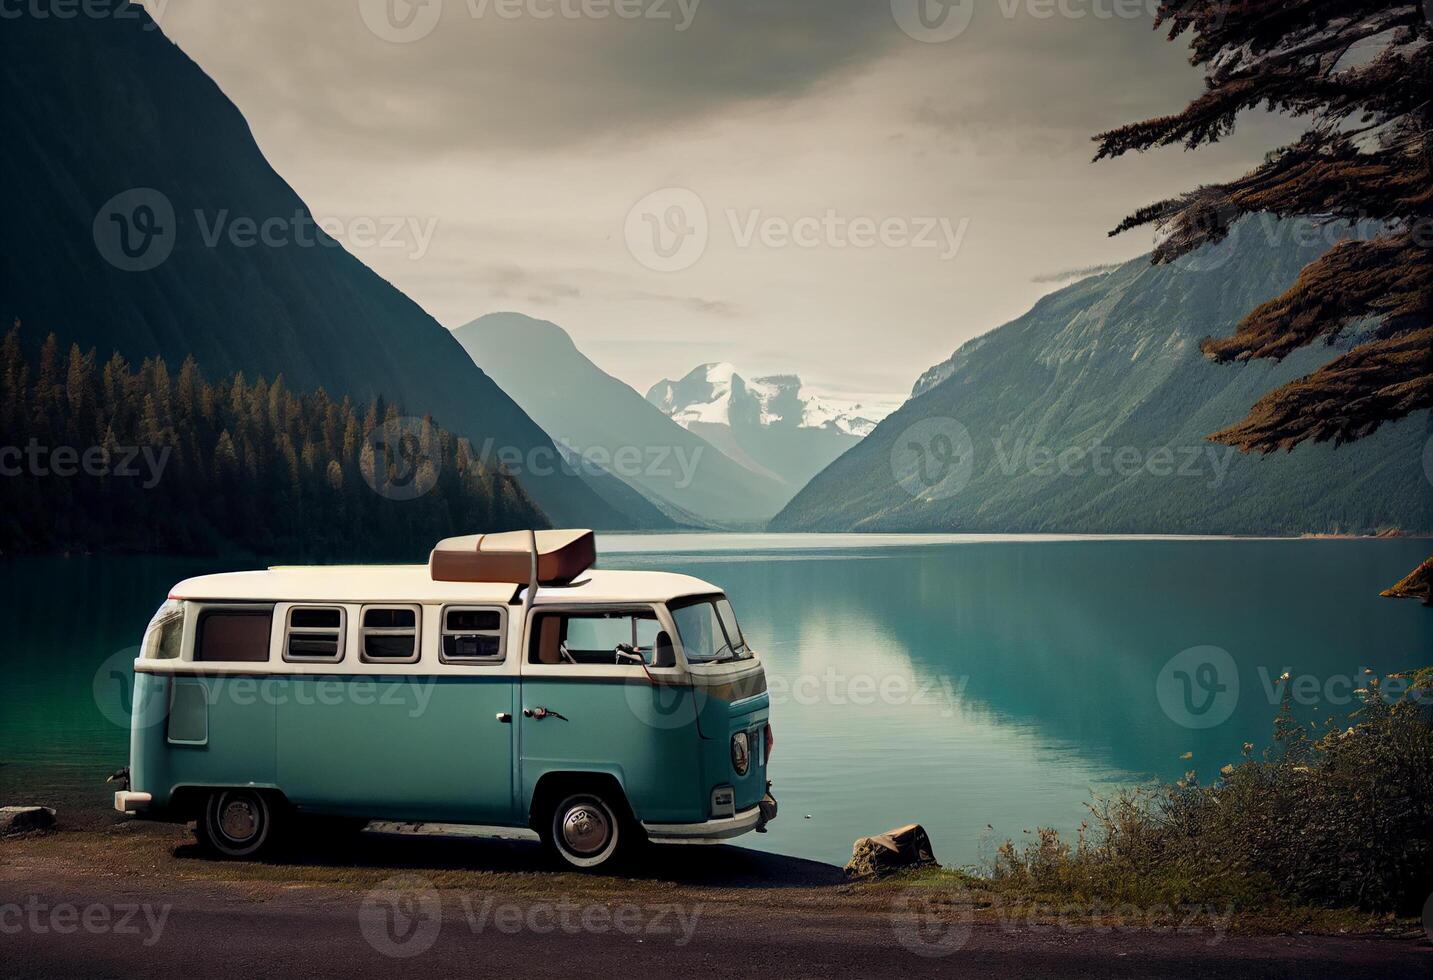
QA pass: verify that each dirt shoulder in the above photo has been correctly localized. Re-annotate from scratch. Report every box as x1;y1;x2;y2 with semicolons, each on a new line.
1;823;1429;979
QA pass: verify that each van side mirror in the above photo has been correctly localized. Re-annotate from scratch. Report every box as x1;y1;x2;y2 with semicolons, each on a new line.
652;631;676;669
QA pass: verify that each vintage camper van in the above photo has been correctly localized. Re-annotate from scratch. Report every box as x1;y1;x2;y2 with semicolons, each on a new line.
112;530;777;869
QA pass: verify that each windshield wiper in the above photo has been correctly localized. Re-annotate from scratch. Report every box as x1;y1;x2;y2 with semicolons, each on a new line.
709;640;737;663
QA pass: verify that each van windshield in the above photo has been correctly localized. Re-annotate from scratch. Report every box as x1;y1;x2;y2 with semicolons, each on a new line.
670;595;751;664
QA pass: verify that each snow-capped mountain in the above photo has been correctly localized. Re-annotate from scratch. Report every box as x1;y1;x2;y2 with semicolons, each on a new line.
454;316;793;526
647;363;880;438
645;363;881;492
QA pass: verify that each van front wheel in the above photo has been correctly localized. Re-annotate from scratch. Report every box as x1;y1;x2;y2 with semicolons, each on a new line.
544;792;623;870
197;789;280;859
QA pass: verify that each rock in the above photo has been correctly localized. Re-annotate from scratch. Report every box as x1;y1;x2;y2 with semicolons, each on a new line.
1382;558;1433;606
0;806;56;836
844;823;938;879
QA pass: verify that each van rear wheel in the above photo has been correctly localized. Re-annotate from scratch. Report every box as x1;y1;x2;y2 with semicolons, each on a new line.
544;792;624;870
197;789;280;859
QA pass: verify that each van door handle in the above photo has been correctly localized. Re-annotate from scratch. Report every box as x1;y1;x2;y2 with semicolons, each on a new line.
496;713;512;723
524;706;568;722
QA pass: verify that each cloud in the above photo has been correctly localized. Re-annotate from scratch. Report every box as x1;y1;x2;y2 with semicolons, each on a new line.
472;264;582;302
147;1;1310;406
621;290;744;318
157;0;899;153
1031;262;1128;284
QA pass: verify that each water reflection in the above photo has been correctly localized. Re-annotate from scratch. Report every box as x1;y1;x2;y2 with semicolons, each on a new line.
605;537;1432;864
1;539;1428;866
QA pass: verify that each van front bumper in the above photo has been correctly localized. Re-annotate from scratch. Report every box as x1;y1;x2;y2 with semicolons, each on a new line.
643;791;777;845
114;791;152;815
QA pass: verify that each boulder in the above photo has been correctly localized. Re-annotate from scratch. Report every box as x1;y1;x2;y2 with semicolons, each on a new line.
1382;558;1433;606
844;823;938;879
0;806;56;836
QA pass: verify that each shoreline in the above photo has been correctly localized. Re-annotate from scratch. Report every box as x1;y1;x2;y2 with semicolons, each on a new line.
1;822;1428;980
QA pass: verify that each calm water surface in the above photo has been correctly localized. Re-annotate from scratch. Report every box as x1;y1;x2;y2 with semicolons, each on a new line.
2;536;1429;868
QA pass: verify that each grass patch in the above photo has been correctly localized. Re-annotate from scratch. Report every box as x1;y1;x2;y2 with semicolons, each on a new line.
873;667;1433;937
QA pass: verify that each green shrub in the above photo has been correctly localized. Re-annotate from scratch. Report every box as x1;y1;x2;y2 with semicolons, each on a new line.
992;669;1433;914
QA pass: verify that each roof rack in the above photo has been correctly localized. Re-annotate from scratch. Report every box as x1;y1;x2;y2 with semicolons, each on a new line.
428;529;596;585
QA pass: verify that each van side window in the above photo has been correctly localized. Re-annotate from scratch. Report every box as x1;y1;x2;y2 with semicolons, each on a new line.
529;610;661;666
360;605;420;663
441;606;505;663
284;606;346;663
194;607;274;663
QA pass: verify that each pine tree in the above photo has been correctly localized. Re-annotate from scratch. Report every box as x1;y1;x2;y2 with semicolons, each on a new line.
1096;2;1431;450
1097;2;1432;591
0;326;547;557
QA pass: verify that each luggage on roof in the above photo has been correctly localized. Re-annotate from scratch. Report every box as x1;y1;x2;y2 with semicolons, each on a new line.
428;529;596;585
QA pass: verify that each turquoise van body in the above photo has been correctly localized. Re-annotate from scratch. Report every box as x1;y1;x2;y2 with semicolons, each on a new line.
116;561;776;866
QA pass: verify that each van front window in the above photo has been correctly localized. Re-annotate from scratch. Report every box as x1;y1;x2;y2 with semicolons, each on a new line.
671;596;751;664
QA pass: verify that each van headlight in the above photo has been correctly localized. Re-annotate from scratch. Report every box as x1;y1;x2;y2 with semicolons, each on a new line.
731;732;751;775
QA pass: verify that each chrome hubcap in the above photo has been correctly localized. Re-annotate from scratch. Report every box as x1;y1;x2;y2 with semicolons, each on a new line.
219;798;259;841
560;803;610;855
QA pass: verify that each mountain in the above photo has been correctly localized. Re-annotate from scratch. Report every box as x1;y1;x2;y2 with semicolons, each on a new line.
0;7;642;530
646;363;878;495
454;314;792;525
772;221;1433;534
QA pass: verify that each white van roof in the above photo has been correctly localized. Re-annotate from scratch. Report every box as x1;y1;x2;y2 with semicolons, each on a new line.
168;565;723;606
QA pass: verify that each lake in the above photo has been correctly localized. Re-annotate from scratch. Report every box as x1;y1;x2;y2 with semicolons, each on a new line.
2;535;1429;868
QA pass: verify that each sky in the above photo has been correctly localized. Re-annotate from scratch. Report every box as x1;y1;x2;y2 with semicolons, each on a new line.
145;0;1301;413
